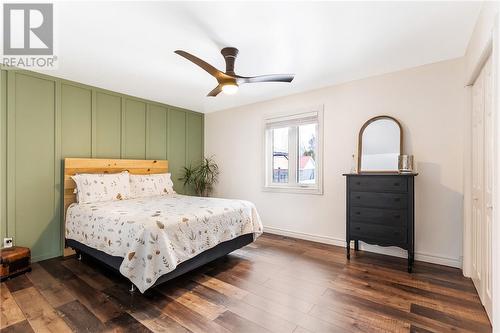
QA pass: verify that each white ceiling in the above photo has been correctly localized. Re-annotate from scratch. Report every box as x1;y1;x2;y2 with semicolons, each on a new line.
39;1;481;113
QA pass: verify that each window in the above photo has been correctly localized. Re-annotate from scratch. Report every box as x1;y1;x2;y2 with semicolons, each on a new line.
264;108;323;194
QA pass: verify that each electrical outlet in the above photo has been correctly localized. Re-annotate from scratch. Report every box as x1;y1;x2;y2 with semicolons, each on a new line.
3;237;13;248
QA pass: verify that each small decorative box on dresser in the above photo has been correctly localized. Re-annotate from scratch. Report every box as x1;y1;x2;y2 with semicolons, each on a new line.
343;173;418;272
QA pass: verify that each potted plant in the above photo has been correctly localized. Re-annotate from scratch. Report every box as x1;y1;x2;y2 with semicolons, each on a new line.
180;156;219;197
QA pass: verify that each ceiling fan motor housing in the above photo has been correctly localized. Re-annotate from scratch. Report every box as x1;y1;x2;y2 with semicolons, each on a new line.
221;47;239;74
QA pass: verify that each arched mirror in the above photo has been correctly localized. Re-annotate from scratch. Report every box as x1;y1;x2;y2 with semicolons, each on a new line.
358;116;402;172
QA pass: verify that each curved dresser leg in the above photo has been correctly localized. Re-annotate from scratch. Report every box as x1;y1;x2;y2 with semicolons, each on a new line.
408;252;414;273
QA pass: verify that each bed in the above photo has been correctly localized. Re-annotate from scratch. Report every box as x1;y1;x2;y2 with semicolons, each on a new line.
64;158;263;293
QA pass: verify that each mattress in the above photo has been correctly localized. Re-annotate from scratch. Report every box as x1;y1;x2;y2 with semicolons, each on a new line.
65;194;263;292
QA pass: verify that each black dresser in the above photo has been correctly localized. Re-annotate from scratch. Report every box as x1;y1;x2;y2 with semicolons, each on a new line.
343;173;417;272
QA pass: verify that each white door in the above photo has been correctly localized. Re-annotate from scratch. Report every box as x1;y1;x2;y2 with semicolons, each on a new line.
471;62;484;292
482;56;493;317
471;55;493;320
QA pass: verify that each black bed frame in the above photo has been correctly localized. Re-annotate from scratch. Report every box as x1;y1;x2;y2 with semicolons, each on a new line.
66;233;254;292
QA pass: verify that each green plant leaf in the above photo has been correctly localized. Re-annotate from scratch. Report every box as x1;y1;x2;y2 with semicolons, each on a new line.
180;156;219;196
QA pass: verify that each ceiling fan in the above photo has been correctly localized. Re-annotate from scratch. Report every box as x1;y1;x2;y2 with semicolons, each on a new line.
174;47;294;97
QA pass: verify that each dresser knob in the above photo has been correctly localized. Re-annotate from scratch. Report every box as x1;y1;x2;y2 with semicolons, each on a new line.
356;196;361;199
356;182;361;185
394;182;400;186
355;227;361;230
355;211;361;215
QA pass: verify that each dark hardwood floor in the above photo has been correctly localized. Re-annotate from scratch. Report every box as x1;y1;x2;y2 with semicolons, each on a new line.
0;233;491;332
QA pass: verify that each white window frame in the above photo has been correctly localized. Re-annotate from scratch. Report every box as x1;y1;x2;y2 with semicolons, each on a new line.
263;106;324;195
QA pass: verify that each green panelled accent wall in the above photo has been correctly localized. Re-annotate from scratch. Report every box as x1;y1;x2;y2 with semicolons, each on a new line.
147;105;168;160
0;68;204;262
61;84;92;157
95;92;121;158
123;99;147;159
187;113;204;167
168;109;187;192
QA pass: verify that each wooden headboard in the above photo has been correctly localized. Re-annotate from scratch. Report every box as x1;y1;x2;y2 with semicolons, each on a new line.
63;158;168;217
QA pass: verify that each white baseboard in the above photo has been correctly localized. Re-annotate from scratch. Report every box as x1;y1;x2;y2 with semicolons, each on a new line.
264;226;346;247
263;226;462;268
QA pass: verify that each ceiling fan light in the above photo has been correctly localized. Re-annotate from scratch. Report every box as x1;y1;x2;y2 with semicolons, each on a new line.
222;83;238;95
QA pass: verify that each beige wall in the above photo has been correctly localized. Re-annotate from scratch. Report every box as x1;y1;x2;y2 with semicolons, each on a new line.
205;58;466;267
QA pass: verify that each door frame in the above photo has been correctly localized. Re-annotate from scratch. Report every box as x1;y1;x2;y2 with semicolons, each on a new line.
470;62;486;292
493;14;500;329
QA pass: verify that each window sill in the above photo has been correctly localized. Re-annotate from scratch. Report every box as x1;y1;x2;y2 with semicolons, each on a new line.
262;185;323;195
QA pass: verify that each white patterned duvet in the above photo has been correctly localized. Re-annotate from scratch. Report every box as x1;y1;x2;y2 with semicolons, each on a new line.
65;194;263;293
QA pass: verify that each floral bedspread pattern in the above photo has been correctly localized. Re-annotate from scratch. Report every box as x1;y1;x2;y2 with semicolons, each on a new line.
65;194;263;292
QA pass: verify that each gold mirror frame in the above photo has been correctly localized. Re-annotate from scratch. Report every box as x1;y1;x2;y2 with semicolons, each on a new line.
357;115;403;173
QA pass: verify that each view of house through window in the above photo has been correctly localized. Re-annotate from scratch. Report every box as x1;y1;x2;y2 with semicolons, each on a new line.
298;123;317;184
272;127;289;183
265;109;322;193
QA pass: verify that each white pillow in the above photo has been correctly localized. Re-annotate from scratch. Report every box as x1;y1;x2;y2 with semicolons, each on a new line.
72;171;131;204
129;173;174;198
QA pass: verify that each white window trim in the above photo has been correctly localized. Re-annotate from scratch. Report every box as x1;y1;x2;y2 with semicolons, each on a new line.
262;106;324;195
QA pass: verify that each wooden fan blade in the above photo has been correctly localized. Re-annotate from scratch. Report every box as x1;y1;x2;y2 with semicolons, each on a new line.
175;50;230;81
207;85;223;97
238;74;294;84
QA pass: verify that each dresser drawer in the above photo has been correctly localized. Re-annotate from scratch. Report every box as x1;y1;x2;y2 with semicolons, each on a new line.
349;176;407;193
350;207;407;227
350;222;406;244
350;191;408;209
